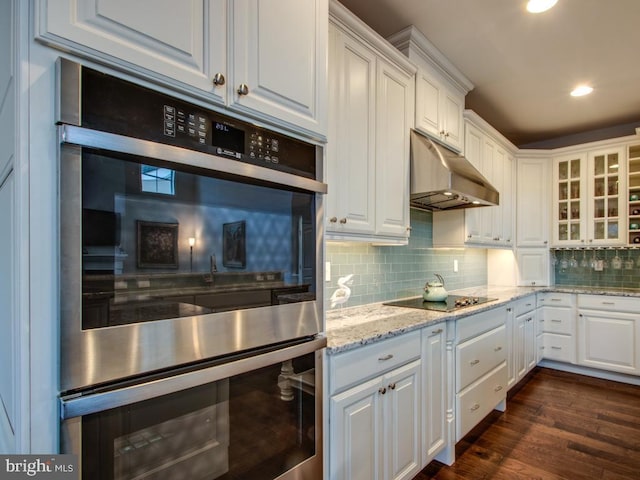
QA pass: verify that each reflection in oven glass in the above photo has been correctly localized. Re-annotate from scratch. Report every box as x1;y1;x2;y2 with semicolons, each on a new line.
82;353;316;479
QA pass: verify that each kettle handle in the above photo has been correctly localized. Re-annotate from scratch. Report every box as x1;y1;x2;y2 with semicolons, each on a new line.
434;273;445;286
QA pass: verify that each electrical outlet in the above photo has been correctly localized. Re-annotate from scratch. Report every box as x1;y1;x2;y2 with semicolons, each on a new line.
325;261;331;282
453;259;459;272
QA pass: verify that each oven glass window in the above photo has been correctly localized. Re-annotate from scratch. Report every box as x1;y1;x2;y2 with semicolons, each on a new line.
81;351;318;479
81;150;316;329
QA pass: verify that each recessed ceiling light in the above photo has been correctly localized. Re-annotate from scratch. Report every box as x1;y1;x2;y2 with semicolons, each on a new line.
526;0;558;13
570;85;594;97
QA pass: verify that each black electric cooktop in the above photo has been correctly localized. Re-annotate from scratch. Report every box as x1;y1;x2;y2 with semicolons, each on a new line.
384;295;497;312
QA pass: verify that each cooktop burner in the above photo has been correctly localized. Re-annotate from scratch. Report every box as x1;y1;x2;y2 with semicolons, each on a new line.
384;295;497;312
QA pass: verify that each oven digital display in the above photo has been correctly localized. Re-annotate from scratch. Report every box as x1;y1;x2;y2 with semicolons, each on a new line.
212;121;244;155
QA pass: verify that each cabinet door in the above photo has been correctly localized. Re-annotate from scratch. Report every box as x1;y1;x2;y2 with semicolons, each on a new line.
514;313;526;382
422;325;446;463
516;248;550;286
441;90;464;152
553;153;587;246
37;0;227;104
384;360;421;480
375;59;413;238
464;125;483;242
586;147;626;245
524;311;536;373
506;307;516;390
500;152;514;245
517;158;550;246
578;310;638;375
330;376;383;480
326;27;376;235
231;0;327;136
415;71;441;139
480;138;495;243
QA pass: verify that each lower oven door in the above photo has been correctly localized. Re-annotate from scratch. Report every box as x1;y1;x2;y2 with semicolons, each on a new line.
61;337;325;480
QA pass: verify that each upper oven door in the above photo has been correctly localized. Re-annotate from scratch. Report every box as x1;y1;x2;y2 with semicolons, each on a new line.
58;62;326;393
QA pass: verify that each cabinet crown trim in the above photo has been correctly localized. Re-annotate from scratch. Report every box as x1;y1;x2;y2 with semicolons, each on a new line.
387;25;473;95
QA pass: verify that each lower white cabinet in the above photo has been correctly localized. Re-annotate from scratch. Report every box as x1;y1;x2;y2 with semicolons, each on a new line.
506;297;536;389
330;359;422;480
536;293;576;364
577;295;640;375
454;308;507;441
421;323;447;465
329;331;422;480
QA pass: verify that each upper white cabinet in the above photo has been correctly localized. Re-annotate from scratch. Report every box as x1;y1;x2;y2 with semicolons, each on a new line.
516;156;551;247
552;146;626;246
327;1;415;243
432;112;516;248
388;26;473;153
35;0;328;138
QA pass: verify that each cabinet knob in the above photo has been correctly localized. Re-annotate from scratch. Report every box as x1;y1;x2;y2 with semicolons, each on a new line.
494;346;502;352
339;218;347;224
329;216;338;223
444;132;450;138
544;240;548;245
212;73;226;86
494;385;503;392
388;383;396;390
432;328;443;335
379;387;387;395
470;403;480;412
237;83;250;96
406;226;412;231
439;130;446;136
470;359;480;366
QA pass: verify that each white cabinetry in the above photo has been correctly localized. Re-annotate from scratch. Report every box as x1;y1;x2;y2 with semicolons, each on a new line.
329;332;422;480
432;113;516;248
421;323;448;465
35;0;328;138
552;146;626;246
537;293;576;364
327;2;415;243
454;308;507;441
577;295;640;375
516;249;550;287
387;26;473;153
506;297;537;390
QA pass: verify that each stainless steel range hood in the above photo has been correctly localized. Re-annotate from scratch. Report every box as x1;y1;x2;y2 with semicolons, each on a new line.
410;130;499;210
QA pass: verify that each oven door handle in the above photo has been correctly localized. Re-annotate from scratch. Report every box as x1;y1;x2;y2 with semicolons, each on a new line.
58;124;327;194
60;336;326;420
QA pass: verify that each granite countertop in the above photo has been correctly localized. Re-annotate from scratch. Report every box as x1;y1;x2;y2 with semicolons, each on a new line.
325;285;640;355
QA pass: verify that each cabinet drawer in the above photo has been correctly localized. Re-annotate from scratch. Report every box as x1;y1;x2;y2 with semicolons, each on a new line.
456;307;505;343
330;331;421;394
456;325;507;392
540;333;575;363
456;362;507;441
578;294;640;314
537;292;575;308
513;295;536;317
539;306;574;335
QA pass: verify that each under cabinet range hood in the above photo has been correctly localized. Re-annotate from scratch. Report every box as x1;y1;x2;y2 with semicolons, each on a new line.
410;130;499;210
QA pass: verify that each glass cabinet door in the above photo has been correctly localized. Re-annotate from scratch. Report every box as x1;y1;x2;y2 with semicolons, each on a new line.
555;155;585;245
588;148;625;245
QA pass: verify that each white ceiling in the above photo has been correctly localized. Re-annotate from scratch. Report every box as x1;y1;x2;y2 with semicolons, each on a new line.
337;0;640;147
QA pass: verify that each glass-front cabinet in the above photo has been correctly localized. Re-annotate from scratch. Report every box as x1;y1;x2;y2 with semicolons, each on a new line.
553;147;626;246
629;144;640;245
554;153;586;245
587;148;625;245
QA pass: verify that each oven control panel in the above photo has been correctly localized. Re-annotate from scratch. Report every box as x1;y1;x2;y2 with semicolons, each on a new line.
80;65;317;179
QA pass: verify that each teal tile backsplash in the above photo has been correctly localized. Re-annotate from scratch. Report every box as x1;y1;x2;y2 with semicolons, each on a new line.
324;209;488;309
553;248;640;288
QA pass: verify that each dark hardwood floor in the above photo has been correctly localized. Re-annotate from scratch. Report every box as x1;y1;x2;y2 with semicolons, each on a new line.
414;367;640;480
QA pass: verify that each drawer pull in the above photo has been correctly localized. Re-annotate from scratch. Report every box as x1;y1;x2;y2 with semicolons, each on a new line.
551;319;562;323
494;346;503;352
494;385;503;392
470;403;480;412
550;298;563;302
378;354;394;361
526;317;533;322
525;303;532;307
432;328;443;335
379;387;387;395
551;346;562;350
388;383;396;390
470;359;480;366
601;301;615;305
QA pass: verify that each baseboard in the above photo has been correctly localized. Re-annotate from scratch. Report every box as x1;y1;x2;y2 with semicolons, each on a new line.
538;360;640;386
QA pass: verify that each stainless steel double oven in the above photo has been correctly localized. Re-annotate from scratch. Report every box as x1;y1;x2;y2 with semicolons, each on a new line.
57;59;326;479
